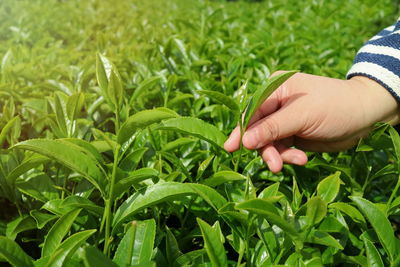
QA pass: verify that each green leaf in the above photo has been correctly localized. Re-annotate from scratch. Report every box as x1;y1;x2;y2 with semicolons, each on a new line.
6;215;36;240
108;69;124;110
130;76;162;104
12;139;106;195
198;90;239;113
16;173;59;203
30;210;57;229
316;171;343;203
114;219;156;265
46;229;96;267
363;237;384;267
61;196;104;216
6;155;49;186
351;196;398;261
307;230;343;250
113;182;226;230
158;117;227;150
243;71;297;129
114;168;159;199
96;53;111;93
117;108;178;144
258;182;280;199
306;196;327;227
54;93;68;136
42;208;82;257
202;171;247;187
329;202;366;225
165;227;182;264
235;199;298;236
83;247;118;267
0;236;34;267
0;116;20;147
66;92;85;121
197;218;228;267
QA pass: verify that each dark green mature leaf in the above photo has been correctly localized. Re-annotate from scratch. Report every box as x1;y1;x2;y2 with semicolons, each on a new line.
317;172;343;203
114;220;156;265
363;237;384;267
6;155;49;186
61;196;104;216
243;71;297;129
351;196;399;261
158;117;227;149
16;173;59;203
117;108;178;144
198;90;239;113
307;230;343;250
0;236;34;267
30;210;57;229
12;139;106;195
236;199;298;236
113;182;227;230
197;218;228;267
166;227;182;265
42;209;82;257
46;229;96;266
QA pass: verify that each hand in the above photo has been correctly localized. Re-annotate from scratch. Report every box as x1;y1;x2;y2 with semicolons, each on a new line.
224;72;400;173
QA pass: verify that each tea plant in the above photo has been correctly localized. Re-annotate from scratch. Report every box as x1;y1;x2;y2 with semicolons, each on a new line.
0;0;400;266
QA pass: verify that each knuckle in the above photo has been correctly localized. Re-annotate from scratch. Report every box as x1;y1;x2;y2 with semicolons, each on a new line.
261;118;280;142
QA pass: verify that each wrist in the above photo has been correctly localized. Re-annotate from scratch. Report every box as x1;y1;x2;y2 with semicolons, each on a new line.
348;75;400;127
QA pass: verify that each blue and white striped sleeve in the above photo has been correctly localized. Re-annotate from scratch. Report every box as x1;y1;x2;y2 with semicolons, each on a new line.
347;18;400;101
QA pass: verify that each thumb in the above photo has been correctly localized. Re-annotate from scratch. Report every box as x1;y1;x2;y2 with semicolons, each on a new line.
242;105;304;149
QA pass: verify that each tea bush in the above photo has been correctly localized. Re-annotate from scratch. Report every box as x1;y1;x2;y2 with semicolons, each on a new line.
0;0;400;266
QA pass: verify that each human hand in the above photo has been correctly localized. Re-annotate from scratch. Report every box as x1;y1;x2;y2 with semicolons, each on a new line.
224;72;400;173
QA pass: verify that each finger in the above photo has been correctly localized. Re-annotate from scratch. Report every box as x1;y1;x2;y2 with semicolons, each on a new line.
275;141;308;166
259;143;283;173
293;136;360;152
224;126;241;152
242;105;304;150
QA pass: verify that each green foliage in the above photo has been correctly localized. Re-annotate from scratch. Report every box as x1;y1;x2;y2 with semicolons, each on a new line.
0;0;399;265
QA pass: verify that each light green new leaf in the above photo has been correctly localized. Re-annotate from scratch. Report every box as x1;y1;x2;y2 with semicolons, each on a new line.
113;182;227;230
197;218;228;267
306;196;327;227
83;247;118;267
162;137;195;152
198;90;239;113
46;229;96;267
66;92;85;121
317;171;343;203
158;117;227;150
30;210;57;229
351;196;398;261
12;139;106;195
0;116;20;147
54;93;68;136
6;215;36;240
165;227;182;264
307;230;343;250
113;168;159;199
108;69;124;110
243;71;297;129
117;107;179;144
363;237;384;267
130;76;162;104
114;219;156;265
42;209;82;257
6;155;49;186
0;236;34;267
96;53;112;92
16;173;59;203
202;170;246;187
235;199;298;236
61;196;104;216
329;202;366;225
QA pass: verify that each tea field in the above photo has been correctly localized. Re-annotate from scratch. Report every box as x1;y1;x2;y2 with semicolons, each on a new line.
1;0;400;266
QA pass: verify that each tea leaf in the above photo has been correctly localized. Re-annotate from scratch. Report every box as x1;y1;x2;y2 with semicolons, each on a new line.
0;236;34;267
42;209;82;257
306;196;327;227
83;247;118;267
118;107;179;144
198;90;239;113
197;218;228;267
363;237;384;267
317;171;343;203
158;117;227;150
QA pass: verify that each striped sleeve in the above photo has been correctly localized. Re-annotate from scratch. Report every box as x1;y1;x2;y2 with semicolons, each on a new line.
347;18;400;102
